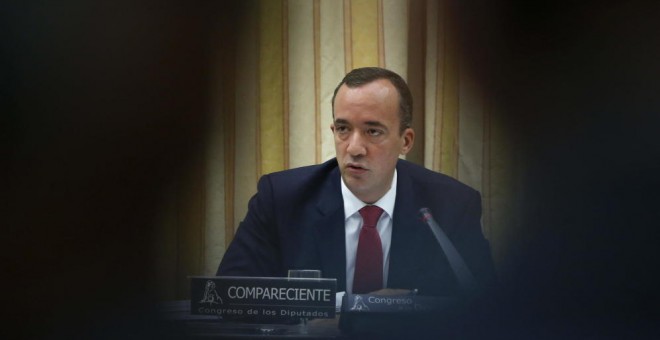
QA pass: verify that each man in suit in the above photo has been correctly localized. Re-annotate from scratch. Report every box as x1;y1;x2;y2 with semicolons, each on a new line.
217;67;496;297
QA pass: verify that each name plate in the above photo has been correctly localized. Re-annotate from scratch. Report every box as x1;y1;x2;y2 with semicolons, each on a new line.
342;294;458;313
190;276;337;321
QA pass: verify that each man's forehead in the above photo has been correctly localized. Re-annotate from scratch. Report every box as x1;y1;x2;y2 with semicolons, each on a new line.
336;82;398;110
339;78;395;95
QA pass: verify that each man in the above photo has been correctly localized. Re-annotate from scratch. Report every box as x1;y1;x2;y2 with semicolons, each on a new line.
217;67;496;297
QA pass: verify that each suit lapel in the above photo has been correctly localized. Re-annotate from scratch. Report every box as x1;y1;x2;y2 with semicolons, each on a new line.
388;163;428;289
313;166;347;291
388;162;461;295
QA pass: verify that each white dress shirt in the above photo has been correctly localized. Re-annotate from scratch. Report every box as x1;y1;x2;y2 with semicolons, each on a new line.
340;170;397;294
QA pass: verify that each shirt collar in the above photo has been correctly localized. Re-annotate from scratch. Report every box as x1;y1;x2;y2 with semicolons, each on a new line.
340;169;397;220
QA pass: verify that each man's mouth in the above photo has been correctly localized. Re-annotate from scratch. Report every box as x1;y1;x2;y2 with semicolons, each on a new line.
346;163;368;173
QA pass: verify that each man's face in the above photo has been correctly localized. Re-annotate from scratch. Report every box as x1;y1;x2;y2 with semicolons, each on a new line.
331;79;414;203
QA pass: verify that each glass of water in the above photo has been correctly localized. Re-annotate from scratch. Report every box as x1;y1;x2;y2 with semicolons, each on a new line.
287;269;321;334
287;269;321;279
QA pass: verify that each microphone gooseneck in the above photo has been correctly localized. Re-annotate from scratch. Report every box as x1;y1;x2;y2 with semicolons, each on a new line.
418;207;479;296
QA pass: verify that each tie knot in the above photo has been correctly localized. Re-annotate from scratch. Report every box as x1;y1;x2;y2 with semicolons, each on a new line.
359;205;384;228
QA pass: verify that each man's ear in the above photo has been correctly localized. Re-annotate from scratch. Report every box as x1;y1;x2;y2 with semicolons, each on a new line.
400;128;414;155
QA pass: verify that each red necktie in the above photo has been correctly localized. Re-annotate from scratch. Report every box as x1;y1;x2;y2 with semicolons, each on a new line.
353;205;384;294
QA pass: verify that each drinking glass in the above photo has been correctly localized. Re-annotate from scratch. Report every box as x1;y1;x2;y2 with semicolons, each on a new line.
287;269;321;334
287;269;321;279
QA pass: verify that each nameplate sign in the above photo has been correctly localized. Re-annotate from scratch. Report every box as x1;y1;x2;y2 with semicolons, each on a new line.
342;294;458;314
190;276;337;321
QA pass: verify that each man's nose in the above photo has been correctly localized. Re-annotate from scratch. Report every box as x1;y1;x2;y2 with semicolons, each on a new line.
346;131;367;157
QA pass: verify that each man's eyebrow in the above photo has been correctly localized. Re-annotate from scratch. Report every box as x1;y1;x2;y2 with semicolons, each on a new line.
334;118;387;129
364;121;387;128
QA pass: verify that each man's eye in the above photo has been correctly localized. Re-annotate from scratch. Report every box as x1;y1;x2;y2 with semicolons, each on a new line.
367;129;383;136
335;126;349;133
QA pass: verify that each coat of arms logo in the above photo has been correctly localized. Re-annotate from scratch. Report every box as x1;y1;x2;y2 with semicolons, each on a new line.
200;280;223;305
349;294;369;311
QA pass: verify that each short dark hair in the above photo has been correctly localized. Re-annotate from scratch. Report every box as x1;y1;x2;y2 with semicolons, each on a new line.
331;67;413;134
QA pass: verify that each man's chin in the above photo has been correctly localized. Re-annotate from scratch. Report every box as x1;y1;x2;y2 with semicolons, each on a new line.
343;178;370;196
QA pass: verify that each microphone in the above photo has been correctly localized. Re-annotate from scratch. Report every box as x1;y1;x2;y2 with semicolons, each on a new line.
419;208;478;296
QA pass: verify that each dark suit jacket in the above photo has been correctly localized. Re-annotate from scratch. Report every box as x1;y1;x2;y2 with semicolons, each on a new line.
217;159;496;296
